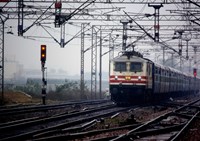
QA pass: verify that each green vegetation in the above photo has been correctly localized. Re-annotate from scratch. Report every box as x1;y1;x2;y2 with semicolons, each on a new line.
8;79;90;101
48;79;90;101
15;79;41;98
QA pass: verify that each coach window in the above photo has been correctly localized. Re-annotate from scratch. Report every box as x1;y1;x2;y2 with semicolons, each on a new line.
115;62;127;72
130;62;142;72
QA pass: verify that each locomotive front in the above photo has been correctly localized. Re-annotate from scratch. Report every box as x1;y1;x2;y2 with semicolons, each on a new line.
109;54;151;105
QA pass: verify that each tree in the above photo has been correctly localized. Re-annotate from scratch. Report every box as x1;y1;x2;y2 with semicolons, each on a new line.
47;79;90;101
14;79;41;97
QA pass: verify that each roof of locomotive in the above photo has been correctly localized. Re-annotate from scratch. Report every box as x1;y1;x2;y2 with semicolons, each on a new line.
111;54;151;63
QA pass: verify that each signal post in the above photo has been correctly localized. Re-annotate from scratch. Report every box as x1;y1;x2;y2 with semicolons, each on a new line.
41;45;47;105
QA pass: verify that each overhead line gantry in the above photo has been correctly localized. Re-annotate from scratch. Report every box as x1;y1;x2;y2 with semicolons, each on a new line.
0;0;200;101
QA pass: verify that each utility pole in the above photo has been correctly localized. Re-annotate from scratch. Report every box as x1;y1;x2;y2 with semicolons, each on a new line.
0;17;7;104
55;0;62;28
99;29;102;99
183;33;192;60
189;57;192;74
177;30;184;71
80;23;89;100
91;26;97;99
109;34;119;63
40;45;47;105
54;1;67;48
18;0;24;36
193;46;197;93
193;46;197;68
163;46;165;65
186;39;189;60
171;52;174;67
60;23;65;48
167;52;175;68
148;3;163;42
120;19;132;52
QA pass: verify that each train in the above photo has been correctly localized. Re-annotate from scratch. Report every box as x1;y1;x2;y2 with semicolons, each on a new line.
109;51;200;105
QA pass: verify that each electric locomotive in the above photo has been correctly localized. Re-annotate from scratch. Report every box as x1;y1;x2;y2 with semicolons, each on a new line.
109;51;200;105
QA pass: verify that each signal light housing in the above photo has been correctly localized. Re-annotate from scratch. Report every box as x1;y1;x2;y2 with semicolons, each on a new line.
193;68;197;77
41;45;46;63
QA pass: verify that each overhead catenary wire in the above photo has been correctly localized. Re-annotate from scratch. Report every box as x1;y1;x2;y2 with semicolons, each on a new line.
62;0;96;24
22;2;55;35
123;10;191;61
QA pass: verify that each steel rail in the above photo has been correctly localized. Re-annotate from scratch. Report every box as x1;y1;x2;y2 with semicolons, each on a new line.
111;98;200;141
0;106;134;141
0;99;110;116
0;104;115;133
33;123;141;141
170;111;200;141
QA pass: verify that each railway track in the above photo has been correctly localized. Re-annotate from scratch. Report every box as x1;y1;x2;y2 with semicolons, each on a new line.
0;103;115;132
1;96;200;141
0;102;135;141
0;99;112;124
110;98;200;141
26;98;200;141
0;99;110;116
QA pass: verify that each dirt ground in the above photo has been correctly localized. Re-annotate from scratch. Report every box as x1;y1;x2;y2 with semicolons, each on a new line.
0;91;39;105
0;91;65;105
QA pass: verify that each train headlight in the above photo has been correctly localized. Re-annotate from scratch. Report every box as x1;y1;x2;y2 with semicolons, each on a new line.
138;76;141;81
125;76;131;80
115;76;118;80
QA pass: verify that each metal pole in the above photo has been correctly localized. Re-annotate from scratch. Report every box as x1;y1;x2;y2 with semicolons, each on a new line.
189;58;191;74
41;59;47;105
120;20;131;52
0;18;5;104
95;32;97;99
148;4;163;42
171;53;174;67
109;33;112;74
193;46;197;92
163;46;165;65
177;30;183;71
99;30;102;99
80;23;85;100
18;0;24;36
60;23;65;47
41;66;46;105
91;26;97;99
186;40;189;60
91;26;93;99
194;46;197;67
2;19;4;105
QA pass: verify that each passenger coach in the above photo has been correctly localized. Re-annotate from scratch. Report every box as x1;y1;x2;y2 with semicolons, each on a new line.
109;52;200;105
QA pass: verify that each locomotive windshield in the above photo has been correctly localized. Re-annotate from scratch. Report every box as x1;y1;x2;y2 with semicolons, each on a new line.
114;62;127;72
130;62;142;72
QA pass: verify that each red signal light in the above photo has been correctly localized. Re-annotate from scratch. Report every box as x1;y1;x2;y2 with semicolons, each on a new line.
193;68;197;77
41;45;46;63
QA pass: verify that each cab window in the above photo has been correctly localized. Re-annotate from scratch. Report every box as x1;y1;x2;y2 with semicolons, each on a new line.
114;62;127;72
130;62;142;72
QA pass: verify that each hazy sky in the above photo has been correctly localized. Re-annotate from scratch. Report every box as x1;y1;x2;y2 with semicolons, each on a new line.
3;2;151;76
4;2;195;77
5;20;110;76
